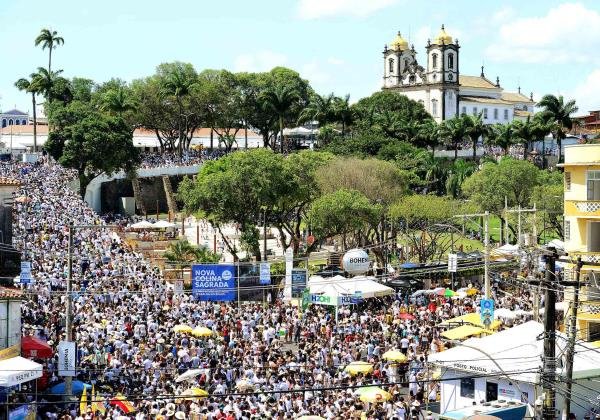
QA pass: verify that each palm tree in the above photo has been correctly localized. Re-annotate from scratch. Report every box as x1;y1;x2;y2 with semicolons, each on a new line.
512;117;537;159
538;94;579;164
163;239;220;263
530;115;556;169
33;67;63;101
441;117;468;160
298;93;335;126
414;120;441;155
160;66;197;155
333;94;353;136
34;28;64;74
101;86;137;115
261;84;300;153
445;159;476;198
462;113;490;159
489;123;515;156
14;74;42;152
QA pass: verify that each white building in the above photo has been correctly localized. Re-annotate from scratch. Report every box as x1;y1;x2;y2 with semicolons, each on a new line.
382;26;535;123
428;321;600;419
1;109;29;128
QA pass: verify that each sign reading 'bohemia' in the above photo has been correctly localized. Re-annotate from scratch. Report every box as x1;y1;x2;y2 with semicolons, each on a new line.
192;264;236;301
58;341;76;377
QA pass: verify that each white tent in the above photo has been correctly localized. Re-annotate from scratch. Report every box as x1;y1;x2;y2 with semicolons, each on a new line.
308;275;394;299
493;244;520;256
130;220;155;229
153;220;177;229
0;356;43;387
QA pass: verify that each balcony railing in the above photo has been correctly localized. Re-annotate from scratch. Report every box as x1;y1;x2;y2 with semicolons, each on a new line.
571;200;600;213
567;251;600;264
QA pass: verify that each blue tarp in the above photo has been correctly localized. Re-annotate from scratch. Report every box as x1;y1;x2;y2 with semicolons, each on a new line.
50;381;91;395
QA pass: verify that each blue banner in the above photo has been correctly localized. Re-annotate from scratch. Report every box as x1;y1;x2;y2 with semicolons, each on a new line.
291;268;307;298
480;298;495;328
192;264;236;301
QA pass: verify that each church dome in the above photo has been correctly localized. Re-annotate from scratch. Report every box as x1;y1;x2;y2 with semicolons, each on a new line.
390;32;409;51
434;25;453;45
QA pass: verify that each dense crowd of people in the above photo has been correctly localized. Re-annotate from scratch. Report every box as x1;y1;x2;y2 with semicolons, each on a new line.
139;150;227;169
3;158;541;419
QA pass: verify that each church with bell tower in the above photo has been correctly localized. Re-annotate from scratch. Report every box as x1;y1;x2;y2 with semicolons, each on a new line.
383;25;535;124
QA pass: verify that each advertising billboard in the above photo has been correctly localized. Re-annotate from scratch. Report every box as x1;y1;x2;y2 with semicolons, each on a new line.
192;264;236;301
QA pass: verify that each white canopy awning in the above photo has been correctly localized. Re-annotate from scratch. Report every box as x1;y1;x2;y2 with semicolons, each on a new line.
153;220;177;229
0;356;43;387
130;220;155;229
308;275;394;299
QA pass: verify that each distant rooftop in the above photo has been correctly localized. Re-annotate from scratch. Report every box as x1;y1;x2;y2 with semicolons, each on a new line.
1;109;28;116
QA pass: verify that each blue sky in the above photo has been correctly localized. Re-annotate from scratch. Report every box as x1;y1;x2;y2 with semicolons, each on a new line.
2;0;600;115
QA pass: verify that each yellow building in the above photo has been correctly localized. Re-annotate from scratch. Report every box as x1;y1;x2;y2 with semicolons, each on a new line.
561;144;600;341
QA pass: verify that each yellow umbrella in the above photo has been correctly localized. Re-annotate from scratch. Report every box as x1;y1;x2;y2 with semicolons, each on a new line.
344;361;373;376
181;387;208;400
173;324;193;334
382;350;408;363
191;326;214;338
357;386;392;403
466;288;479;296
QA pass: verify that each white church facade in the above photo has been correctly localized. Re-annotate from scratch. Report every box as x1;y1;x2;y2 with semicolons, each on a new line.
382;26;535;123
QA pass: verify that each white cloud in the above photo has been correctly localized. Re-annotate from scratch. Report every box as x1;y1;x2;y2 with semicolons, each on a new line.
491;6;515;24
297;0;398;20
233;50;287;73
570;68;600;113
485;3;600;64
327;57;345;66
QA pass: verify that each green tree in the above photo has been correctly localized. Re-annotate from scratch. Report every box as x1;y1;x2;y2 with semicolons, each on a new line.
488;123;515;156
445;159;477;199
14;74;42;151
512;117;537;159
34;28;64;74
299;93;335;126
463;158;541;240
531;170;564;241
440;116;468;160
308;189;382;251
538;94;579;164
332;94;353;135
462;113;490;159
45;105;140;196
159;62;199;155
33;67;64;102
164;239;220;263
352;91;432;141
261;84;301;153
389;194;469;262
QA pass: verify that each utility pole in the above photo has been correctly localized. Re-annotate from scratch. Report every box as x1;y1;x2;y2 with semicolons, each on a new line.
542;249;557;420
517;204;522;247
563;257;583;420
454;212;490;298
504;196;509;245
484;211;490;298
64;223;74;401
263;209;267;261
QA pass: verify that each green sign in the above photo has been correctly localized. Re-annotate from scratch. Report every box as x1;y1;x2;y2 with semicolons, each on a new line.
301;288;310;311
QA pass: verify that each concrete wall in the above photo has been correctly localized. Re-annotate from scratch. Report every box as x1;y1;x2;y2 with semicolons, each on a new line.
84;165;200;213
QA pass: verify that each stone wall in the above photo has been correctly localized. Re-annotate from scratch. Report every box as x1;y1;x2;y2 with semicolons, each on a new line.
100;175;186;215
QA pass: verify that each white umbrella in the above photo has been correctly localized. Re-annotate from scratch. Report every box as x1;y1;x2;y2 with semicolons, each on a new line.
131;220;155;229
153;220;176;229
175;368;204;383
494;308;516;319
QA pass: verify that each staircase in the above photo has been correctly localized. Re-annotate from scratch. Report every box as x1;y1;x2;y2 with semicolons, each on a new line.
162;175;178;215
131;178;146;215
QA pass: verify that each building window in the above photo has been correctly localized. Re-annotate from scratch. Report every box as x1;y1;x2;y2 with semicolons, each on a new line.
494;108;498;120
8;119;13;126
460;378;475;398
432;99;438;117
1;119;5;128
461;106;467;115
22;119;27;125
565;220;571;241
587;170;600;200
388;58;394;73
432;53;438;69
504;109;509;120
472;107;478;116
409;75;416;84
448;53;454;69
565;172;572;191
404;59;409;69
483;108;488;119
524;106;528;112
